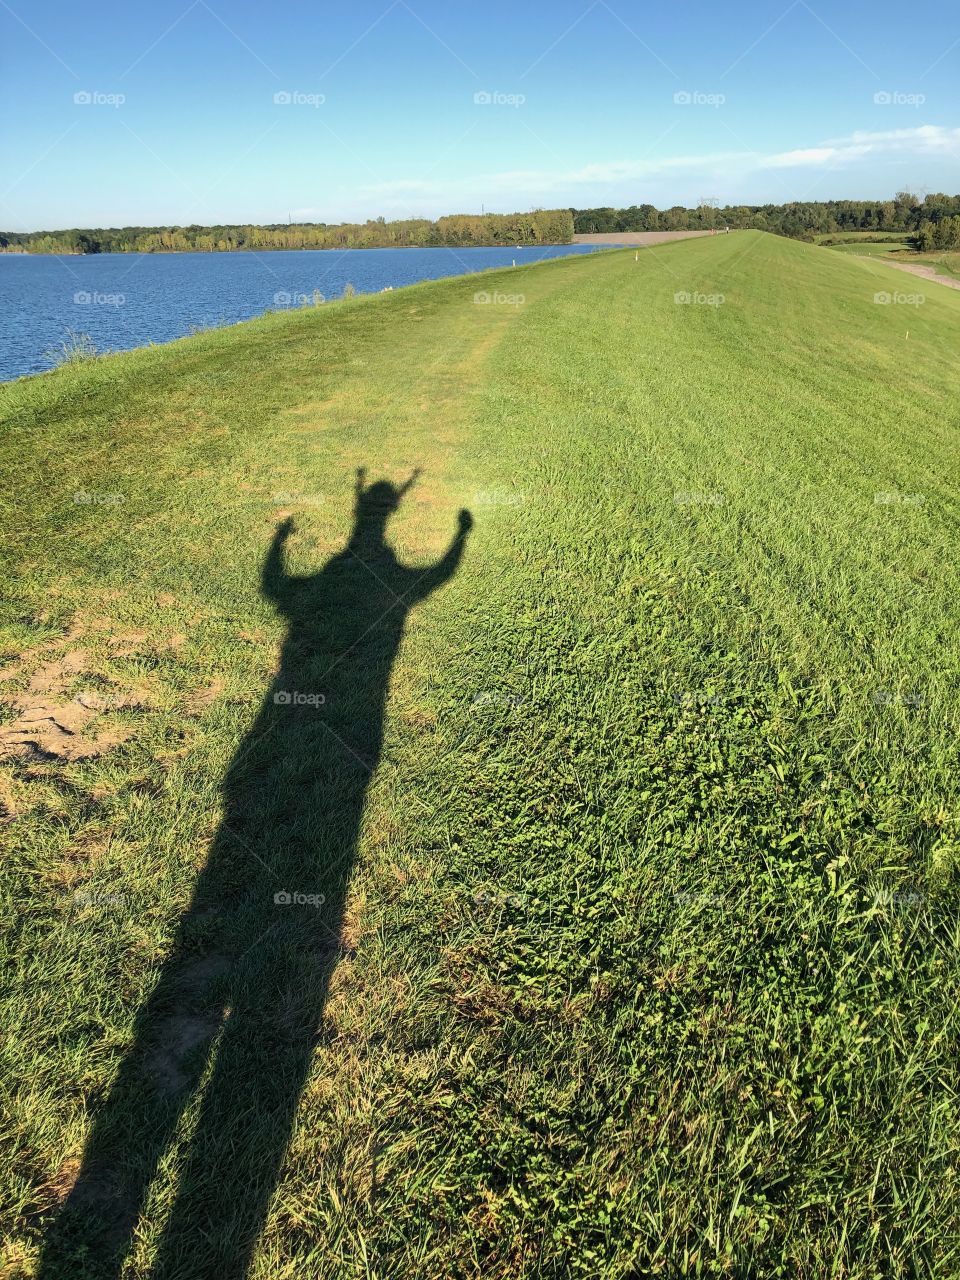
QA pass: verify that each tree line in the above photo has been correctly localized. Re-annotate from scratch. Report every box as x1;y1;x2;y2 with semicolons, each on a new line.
572;192;960;242
4;194;959;255
0;209;574;254
916;215;960;251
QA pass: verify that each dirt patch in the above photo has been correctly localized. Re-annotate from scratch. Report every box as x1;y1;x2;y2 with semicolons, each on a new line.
177;951;231;988
0;653;134;761
53;1159;133;1233
0;705;131;761
142;949;232;1094
339;895;364;955
107;630;148;658
398;705;437;729
147;1012;222;1094
186;676;226;714
46;1157;82;1206
879;259;960;292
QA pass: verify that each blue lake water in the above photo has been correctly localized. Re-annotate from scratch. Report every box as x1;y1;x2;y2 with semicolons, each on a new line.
0;244;604;382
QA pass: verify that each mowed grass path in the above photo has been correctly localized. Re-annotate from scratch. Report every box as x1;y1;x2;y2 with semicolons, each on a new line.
3;233;960;1278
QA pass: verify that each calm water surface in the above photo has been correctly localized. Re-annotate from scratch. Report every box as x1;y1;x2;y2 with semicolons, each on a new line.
0;245;603;381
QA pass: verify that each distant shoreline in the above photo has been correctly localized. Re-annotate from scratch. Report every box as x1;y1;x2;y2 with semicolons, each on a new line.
0;241;578;258
1;235;718;257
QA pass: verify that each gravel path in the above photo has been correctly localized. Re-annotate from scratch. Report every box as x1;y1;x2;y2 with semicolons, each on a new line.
879;259;960;291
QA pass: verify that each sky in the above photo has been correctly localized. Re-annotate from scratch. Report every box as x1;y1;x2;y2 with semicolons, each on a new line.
1;0;958;230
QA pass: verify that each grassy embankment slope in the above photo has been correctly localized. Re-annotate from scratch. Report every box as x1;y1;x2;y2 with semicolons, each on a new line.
2;233;960;1278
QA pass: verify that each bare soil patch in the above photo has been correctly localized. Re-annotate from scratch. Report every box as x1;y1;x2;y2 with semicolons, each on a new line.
0;650;139;761
880;259;960;292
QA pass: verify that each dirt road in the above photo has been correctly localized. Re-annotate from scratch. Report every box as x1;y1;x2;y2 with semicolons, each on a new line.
878;259;960;292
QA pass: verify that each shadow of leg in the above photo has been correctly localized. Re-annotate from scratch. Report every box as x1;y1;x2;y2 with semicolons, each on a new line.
37;909;231;1279
148;908;344;1280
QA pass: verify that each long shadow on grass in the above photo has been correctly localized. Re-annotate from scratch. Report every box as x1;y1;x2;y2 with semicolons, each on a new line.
39;470;472;1280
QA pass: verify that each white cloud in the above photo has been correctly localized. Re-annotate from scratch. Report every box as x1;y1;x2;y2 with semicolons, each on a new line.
827;125;959;147
768;126;960;170
766;146;841;167
305;125;960;221
362;126;959;198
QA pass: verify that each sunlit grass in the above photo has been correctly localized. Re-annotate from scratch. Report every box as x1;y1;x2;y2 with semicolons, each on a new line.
3;234;960;1278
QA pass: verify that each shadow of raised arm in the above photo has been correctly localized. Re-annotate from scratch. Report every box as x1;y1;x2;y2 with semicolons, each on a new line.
261;516;299;613
406;508;473;604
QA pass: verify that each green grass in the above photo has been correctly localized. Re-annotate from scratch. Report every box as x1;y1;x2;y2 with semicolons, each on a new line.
824;239;913;257
815;230;911;247
814;230;910;243
3;232;960;1279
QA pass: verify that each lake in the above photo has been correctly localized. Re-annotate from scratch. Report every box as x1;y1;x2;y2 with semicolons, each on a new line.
0;244;604;382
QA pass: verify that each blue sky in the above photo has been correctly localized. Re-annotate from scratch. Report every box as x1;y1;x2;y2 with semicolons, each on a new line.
1;0;958;229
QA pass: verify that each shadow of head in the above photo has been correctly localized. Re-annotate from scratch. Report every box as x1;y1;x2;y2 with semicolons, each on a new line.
355;464;420;517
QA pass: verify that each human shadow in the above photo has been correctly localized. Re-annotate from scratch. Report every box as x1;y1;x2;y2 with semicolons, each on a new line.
39;470;472;1279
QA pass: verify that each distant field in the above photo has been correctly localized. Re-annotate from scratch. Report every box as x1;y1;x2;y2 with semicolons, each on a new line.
814;230;909;244
826;239;913;256
4;233;960;1279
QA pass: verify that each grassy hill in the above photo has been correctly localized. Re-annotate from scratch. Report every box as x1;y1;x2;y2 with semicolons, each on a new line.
3;232;960;1278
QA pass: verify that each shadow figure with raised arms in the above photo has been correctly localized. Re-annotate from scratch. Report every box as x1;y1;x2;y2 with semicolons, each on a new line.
39;468;472;1279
